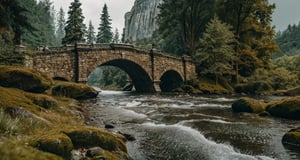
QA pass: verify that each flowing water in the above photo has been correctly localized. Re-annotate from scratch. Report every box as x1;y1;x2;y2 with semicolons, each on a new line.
81;90;300;160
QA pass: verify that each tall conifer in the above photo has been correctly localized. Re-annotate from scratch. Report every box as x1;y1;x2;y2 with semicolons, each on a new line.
56;7;66;45
96;4;113;43
86;20;96;44
63;0;86;44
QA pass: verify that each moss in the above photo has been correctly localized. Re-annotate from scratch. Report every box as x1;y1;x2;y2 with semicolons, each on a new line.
0;87;40;113
0;140;63;160
0;65;52;93
232;97;267;113
25;93;58;109
65;126;127;153
87;147;126;160
33;133;73;159
282;127;300;147
194;79;230;94
51;82;98;100
266;96;300;120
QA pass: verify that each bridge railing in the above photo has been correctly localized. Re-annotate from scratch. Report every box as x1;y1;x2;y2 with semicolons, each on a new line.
34;43;194;62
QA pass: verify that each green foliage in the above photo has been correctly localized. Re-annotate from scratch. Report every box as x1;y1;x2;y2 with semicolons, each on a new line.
86;20;96;44
157;0;216;56
88;67;129;91
275;23;300;58
273;54;300;80
240;67;299;94
0;0;34;45
196;16;236;84
63;0;86;44
219;0;278;81
19;0;57;47
96;4;113;43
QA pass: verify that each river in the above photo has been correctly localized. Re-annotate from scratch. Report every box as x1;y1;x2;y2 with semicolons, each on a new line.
81;90;300;160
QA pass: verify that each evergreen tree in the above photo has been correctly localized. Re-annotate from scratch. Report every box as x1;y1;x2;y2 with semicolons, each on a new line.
96;4;113;43
112;28;120;43
56;7;66;45
0;0;33;45
37;0;56;47
196;16;236;84
63;0;86;44
86;20;96;44
19;0;56;47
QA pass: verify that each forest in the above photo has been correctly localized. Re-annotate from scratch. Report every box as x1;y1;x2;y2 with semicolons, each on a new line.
0;0;299;93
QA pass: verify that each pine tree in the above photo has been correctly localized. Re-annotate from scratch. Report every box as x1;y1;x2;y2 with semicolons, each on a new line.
96;4;113;43
63;0;86;44
86;20;96;44
112;28;120;43
56;7;66;45
1;0;34;45
196;16;236;84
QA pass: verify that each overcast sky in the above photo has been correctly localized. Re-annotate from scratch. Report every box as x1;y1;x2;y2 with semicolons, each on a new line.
52;0;135;33
52;0;300;33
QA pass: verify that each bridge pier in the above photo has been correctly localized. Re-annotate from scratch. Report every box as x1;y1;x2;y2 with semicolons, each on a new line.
153;80;161;92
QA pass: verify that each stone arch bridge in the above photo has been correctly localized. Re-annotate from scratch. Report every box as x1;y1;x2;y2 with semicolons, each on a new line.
25;43;196;92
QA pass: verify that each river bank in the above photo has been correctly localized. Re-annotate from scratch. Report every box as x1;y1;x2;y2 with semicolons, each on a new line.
0;65;130;160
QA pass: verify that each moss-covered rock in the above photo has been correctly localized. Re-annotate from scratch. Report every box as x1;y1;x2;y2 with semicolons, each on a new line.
86;147;129;160
266;96;300;120
65;126;127;153
0;140;62;160
0;65;52;93
25;93;58;109
33;133;73;159
184;79;230;94
0;87;41;113
232;97;266;113
51;82;98;100
282;127;300;148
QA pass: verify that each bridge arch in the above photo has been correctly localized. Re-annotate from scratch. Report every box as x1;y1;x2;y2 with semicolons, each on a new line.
89;59;155;92
26;43;197;93
159;70;184;92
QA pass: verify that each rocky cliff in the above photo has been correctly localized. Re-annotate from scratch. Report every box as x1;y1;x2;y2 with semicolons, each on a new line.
124;0;162;42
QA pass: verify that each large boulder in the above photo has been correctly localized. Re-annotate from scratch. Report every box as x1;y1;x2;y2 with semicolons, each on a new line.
266;96;300;120
51;82;98;100
64;126;127;153
33;133;74;159
0;65;52;93
232;97;266;113
282;127;300;148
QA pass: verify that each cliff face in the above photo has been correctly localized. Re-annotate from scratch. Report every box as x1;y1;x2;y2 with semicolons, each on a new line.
124;0;162;42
